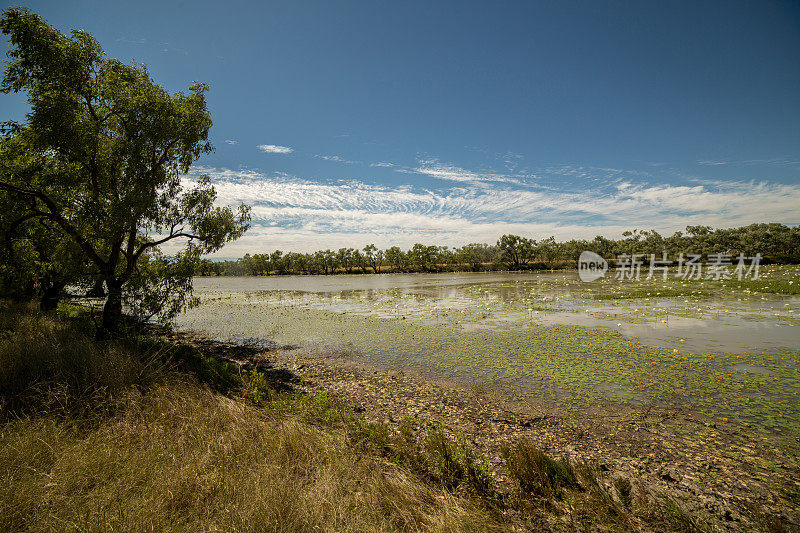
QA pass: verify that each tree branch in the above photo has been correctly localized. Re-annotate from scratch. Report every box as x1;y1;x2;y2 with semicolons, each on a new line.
132;230;201;263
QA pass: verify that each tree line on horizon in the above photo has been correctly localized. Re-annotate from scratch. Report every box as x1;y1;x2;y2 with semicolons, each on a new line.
196;223;800;277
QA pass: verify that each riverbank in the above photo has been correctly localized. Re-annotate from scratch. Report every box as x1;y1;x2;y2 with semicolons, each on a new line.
167;327;800;531
1;302;796;531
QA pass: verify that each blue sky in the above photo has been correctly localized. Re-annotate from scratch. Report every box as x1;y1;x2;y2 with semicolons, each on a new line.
3;0;800;255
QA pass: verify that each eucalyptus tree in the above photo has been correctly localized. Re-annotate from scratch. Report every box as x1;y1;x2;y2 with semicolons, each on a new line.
0;9;249;336
458;243;490;271
337;248;357;273
497;234;534;269
351;249;368;274
362;244;384;274
0;136;93;308
589;235;615;259
384;246;409;272
0;180;97;309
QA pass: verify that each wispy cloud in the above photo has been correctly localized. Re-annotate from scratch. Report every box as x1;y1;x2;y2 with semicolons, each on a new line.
698;157;800;167
412;159;523;185
224;139;238;145
177;165;800;256
116;37;146;45
257;144;293;154
315;154;357;164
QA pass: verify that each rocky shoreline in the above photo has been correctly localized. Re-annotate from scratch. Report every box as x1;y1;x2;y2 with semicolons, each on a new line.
167;328;800;531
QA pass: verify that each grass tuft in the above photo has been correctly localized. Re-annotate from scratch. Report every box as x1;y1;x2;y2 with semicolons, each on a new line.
501;439;578;499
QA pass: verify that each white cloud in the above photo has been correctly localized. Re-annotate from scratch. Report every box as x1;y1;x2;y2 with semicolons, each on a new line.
257;144;293;154
224;139;238;145
698;157;800;167
315;154;357;164
172;165;800;256
413;159;522;184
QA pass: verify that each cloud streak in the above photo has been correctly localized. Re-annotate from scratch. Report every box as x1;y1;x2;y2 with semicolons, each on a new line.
315;154;357;164
257;144;293;154
412;159;524;184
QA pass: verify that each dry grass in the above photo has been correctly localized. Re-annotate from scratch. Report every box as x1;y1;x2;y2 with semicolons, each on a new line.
0;302;519;532
0;302;164;420
1;381;521;532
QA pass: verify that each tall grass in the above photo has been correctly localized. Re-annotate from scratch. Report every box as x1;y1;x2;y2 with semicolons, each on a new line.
0;303;515;532
1;382;515;532
0;302;165;420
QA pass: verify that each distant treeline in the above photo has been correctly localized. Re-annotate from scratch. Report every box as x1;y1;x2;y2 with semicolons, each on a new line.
196;223;800;276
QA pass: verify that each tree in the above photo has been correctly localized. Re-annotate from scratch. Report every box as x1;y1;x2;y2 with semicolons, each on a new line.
269;250;284;274
410;243;438;272
0;213;92;311
590;235;615;259
337;248;356;274
362;244;383;274
0;9;250;336
384;246;409;272
121;248;199;325
351;248;368;274
497;234;534;269
458;243;491;271
534;236;556;265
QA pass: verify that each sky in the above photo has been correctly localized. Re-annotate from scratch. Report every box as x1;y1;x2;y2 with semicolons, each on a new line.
2;0;800;256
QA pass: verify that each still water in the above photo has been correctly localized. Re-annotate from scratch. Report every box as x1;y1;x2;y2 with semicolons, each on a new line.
179;272;800;354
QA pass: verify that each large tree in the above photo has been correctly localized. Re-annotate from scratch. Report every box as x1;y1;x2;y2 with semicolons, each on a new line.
0;8;250;336
497;234;534;269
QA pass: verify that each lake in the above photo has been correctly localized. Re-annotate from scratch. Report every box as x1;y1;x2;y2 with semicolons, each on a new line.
176;269;800;429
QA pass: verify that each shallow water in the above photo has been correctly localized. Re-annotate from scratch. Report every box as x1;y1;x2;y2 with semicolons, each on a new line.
176;271;800;428
184;272;800;354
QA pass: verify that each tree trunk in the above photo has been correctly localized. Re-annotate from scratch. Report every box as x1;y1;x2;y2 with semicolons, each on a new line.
39;280;65;312
99;282;123;339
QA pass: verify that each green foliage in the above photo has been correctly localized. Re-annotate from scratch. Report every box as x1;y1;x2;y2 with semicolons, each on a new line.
423;426;494;497
348;418;391;452
0;8;250;335
241;369;272;404
498;234;535;269
122;247;202;324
